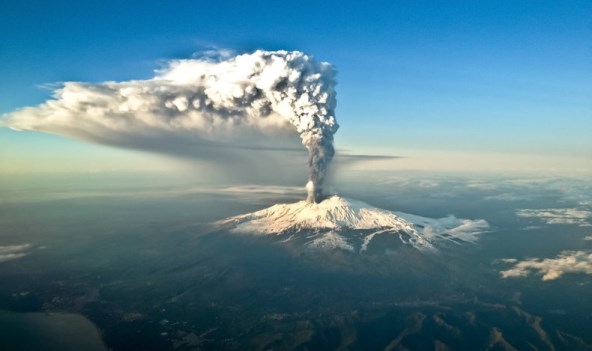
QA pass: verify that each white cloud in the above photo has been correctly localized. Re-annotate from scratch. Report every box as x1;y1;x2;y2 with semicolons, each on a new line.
584;235;592;241
516;208;592;227
465;181;500;190
377;176;440;188
521;225;543;231
500;250;592;281
466;177;592;204
484;193;532;201
0;244;33;263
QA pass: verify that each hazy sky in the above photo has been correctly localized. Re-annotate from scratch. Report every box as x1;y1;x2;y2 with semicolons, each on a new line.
1;0;591;176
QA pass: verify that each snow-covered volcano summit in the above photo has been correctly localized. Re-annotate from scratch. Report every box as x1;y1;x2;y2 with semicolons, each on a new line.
216;196;489;253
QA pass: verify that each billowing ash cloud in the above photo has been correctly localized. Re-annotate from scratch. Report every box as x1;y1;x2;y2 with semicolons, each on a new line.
3;50;338;202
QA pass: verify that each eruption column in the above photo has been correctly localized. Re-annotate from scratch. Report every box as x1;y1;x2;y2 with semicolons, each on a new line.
3;50;339;201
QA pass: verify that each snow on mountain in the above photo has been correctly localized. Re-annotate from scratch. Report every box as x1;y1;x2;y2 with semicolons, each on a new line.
215;196;490;252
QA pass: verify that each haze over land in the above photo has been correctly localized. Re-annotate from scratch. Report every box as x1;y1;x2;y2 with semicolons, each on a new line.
1;1;591;350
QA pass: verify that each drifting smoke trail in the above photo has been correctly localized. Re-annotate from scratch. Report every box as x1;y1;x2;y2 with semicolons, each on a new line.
3;50;339;202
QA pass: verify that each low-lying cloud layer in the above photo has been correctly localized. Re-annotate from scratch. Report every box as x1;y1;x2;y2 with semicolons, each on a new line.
500;250;592;281
516;208;592;227
0;244;33;263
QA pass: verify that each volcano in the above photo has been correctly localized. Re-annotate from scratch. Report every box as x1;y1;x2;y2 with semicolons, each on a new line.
216;196;489;253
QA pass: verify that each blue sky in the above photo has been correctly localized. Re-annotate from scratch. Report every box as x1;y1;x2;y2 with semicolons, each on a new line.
1;0;591;175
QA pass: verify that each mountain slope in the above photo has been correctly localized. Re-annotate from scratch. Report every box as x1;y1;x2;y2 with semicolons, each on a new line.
216;196;489;252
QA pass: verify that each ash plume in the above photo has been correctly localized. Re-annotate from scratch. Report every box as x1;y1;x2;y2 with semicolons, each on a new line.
3;50;339;202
